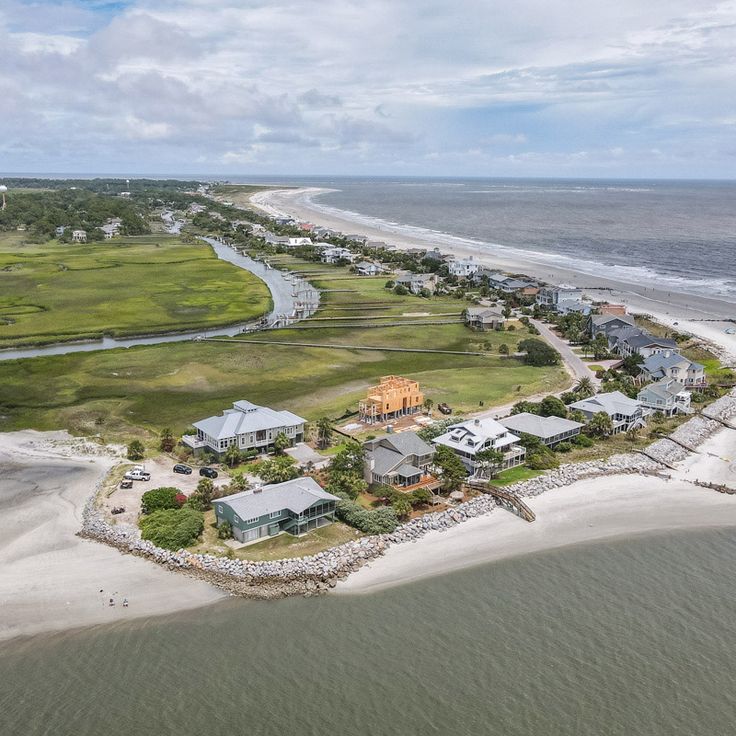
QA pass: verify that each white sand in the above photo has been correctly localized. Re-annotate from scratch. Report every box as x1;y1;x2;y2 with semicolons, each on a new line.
0;431;225;642
250;187;736;363
336;428;736;594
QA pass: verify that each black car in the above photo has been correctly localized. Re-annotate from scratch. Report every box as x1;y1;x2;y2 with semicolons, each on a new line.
437;403;452;415
173;463;193;475
199;467;218;479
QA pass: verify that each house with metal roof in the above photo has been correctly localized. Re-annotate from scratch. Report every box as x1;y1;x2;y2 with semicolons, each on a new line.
214;478;339;543
568;391;646;433
448;257;479;278
464;306;506;331
639;351;706;388
182;400;305;457
588;313;636;338
394;271;439;294
363;433;437;491
432;417;526;474
355;261;382;276
500;413;584;447
637;379;691;417
612;330;677;358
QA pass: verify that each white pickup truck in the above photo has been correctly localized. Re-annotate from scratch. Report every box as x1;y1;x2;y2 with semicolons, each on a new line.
124;468;151;481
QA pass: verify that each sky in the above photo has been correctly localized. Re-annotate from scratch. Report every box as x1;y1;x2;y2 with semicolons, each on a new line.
2;0;736;178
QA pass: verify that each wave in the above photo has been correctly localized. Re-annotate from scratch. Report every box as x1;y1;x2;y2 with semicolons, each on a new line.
299;190;736;302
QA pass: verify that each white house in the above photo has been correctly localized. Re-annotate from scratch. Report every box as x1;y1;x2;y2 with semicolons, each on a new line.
183;400;306;457
500;413;585;447
287;237;313;247
432;417;526;474
609;329;678;358
568;391;646;434
394;272;439;294
71;229;87;243
536;285;588;314
321;246;355;264
448;257;479;278
355;261;382;276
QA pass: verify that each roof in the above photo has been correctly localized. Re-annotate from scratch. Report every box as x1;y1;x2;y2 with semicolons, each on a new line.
364;433;434;476
569;391;642;417
395;463;422;478
356;261;377;269
466;306;504;321
638;380;686;401
623;333;677;350
193;400;305;440
590;314;635;328
500;413;584;439
217;478;339;519
642;351;703;373
433;417;519;456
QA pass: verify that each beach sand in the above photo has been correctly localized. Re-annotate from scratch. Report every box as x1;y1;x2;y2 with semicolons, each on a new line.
249;187;736;363
0;431;225;642
336;427;736;595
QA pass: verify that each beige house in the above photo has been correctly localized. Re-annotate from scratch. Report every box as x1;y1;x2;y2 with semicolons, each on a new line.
464;306;506;331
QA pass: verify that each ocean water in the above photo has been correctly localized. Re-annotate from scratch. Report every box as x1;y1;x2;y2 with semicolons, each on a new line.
3;528;736;736
241;177;736;302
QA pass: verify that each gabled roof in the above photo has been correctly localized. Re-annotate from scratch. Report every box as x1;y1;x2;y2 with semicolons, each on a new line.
641;351;703;373
500;413;584;439
623;333;677;350
364;433;434;476
433;417;519;456
590;314;635;328
638;379;686;402
193;401;305;440
569;391;642;417
217;478;339;519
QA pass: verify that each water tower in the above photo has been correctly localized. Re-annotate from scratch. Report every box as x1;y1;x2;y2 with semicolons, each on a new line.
0;184;7;210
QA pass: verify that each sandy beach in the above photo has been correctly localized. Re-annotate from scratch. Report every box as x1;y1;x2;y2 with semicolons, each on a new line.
336;426;736;594
249;187;736;364
0;431;225;642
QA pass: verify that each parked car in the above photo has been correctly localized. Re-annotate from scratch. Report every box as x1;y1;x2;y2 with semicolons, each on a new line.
173;464;192;475
124;469;151;481
199;467;218;479
119;479;133;489
437;403;452;415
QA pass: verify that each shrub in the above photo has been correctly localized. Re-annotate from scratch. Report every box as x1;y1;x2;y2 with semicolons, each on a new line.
572;433;595;448
526;447;559;470
127;440;145;461
336;500;399;534
517;338;561;366
555;441;572;453
140;507;204;550
141;487;181;514
217;520;233;540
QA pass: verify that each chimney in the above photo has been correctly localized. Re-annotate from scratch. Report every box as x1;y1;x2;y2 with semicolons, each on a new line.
474;418;480;426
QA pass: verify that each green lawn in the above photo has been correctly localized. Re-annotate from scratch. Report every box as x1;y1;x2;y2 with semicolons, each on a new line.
0;233;272;348
0;251;569;443
490;467;543;486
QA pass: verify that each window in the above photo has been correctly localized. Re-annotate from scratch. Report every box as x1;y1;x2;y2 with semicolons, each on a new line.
270;511;280;519
246;516;259;524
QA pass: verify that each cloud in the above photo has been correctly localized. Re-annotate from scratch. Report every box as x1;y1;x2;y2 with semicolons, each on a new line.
1;0;735;176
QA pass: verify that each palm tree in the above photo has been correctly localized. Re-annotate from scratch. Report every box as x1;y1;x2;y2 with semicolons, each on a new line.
574;376;595;398
423;397;434;415
316;417;333;449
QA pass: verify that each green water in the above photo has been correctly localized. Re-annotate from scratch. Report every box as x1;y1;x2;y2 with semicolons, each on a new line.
3;529;736;736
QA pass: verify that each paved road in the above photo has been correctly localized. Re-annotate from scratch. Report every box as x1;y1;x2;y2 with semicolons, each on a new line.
530;318;599;386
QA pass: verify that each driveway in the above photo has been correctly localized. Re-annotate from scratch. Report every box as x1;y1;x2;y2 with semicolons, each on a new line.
530;318;599;387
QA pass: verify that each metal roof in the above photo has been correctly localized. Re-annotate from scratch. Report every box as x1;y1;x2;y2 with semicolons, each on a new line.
500;413;584;439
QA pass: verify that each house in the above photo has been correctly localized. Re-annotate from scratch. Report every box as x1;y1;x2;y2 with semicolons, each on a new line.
71;229;87;243
637;379;691;417
499;413;584;447
287;237;312;247
358;375;424;424
394;272;439;294
406;248;427;258
188;203;206;214
55;226;66;236
298;222;315;232
613;331;677;358
182;400;305;457
432;417;526;474
639;351;706;388
556;299;592;316
599;303;628;316
363;433;437;491
214;478;339;543
346;234;368;244
100;224;118;239
321;246;354;264
365;240;388;250
423;248;450;263
264;232;290;246
568;391;646;434
536;285;582;309
448;257;479;278
588;314;636;338
355;261;382;276
464;306;506;331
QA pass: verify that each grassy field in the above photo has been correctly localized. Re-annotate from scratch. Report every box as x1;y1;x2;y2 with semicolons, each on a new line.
0;232;272;348
0;252;568;442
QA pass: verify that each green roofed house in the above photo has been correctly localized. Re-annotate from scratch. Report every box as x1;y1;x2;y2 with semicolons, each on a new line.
213;477;340;544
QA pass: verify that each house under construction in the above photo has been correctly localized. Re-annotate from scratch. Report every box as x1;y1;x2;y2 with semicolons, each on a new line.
358;375;424;424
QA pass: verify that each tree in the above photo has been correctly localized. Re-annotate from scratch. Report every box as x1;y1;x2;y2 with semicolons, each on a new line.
621;354;644;377
159;427;176;453
327;472;367;500
475;448;505;479
127;440;145;461
187;477;215;511
223;444;243;468
512;400;540;415
626;427;641;443
257;456;300;484
517;338;561;366
217;520;233;540
540;395;568;418
273;431;290;455
392;496;413;520
499;343;510;356
330;441;365;477
586;411;613;438
423;397;434;415
434;445;466;492
573;376;595;398
316;417;333;449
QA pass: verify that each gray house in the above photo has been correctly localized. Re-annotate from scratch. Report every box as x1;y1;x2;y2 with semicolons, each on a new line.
568;391;646;434
500;413;584;447
637;379;691;417
363;433;436;490
639;351;706;388
214;478;339;543
588;314;636;338
464;306;506;331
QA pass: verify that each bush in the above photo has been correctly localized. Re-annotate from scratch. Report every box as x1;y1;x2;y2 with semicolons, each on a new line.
217;520;233;540
336;500;399;534
517;338;561;366
140;507;204;550
555;441;572;453
141;487;181;514
526;447;559;470
572;433;595;448
127;440;145;461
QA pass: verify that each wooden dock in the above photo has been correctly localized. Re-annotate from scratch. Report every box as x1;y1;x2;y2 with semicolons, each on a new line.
465;481;536;522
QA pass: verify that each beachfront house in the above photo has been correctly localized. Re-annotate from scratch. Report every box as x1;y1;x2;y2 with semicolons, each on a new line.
423;248;451;263
355;261;383;276
363;434;438;491
182;400;306;457
394;272;439;294
611;330;677;358
432;417;526;475
346;234;368;244
264;232;290;246
639;351;706;388
536;285;581;308
449;257;479;278
588;313;636;338
464;306;506;331
637;379;691;417
214;478;339;543
499;413;584;448
321;246;355;264
568;391;646;434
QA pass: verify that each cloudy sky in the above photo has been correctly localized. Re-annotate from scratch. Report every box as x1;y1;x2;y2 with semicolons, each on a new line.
2;0;736;177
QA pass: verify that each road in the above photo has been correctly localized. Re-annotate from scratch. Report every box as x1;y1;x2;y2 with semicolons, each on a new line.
530;318;599;386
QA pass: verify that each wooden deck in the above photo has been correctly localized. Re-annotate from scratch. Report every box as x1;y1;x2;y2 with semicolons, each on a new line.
465;480;536;522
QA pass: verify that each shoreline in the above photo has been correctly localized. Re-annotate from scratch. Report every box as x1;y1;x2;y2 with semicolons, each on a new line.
249;187;736;364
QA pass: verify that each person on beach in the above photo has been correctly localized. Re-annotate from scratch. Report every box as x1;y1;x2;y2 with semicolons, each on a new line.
109;597;115;606
123;598;128;608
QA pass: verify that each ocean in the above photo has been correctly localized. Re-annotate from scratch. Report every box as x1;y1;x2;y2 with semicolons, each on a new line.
3;528;736;735
242;176;736;302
